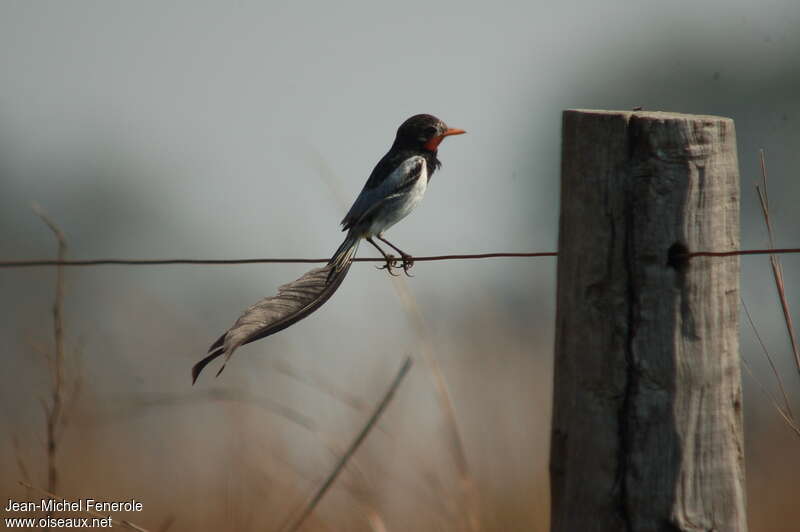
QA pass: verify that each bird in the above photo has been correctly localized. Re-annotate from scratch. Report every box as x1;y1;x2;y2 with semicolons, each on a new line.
191;114;465;383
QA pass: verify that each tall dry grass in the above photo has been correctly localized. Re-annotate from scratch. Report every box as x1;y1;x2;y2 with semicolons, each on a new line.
3;150;800;531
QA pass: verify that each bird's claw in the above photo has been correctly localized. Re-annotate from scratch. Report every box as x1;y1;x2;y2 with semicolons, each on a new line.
399;254;414;277
377;254;402;276
374;250;414;277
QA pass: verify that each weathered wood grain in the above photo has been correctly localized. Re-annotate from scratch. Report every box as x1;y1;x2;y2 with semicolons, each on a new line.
550;110;746;531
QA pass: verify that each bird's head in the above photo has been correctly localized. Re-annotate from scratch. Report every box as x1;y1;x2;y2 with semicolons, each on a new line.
393;114;466;152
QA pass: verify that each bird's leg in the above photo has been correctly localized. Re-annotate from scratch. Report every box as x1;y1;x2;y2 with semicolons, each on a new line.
367;237;400;276
377;235;414;276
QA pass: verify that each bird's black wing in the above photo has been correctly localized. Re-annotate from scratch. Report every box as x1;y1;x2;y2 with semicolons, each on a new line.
341;153;425;230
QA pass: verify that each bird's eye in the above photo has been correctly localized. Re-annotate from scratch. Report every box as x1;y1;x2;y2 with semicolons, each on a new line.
424;126;437;137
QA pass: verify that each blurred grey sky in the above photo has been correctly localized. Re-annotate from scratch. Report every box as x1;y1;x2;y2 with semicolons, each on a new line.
2;0;799;400
1;2;800;527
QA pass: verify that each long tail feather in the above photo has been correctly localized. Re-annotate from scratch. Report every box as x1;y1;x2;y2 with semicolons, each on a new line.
329;232;360;272
192;234;360;383
191;348;224;384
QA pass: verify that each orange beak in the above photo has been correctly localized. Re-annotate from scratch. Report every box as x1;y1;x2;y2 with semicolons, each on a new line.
424;127;466;151
443;127;467;137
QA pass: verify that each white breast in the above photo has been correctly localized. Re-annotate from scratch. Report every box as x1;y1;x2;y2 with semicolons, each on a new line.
366;158;428;237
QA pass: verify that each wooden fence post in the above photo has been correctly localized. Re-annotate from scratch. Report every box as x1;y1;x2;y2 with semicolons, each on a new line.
550;110;746;531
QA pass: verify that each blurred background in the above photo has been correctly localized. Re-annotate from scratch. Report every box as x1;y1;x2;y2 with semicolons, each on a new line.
1;1;799;530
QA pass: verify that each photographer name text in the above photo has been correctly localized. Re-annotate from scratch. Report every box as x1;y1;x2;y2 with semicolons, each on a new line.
5;498;143;513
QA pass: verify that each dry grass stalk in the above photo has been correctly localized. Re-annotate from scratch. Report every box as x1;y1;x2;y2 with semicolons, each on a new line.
741;299;800;438
756;150;800;373
390;276;481;532
742;150;800;439
271;357;371;414
741;299;794;419
11;435;32;484
366;509;390;532
280;357;413;532
740;356;800;438
31;203;70;530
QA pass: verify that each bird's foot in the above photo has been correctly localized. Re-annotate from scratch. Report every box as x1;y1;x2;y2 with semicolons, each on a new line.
377;254;401;276
399;253;414;277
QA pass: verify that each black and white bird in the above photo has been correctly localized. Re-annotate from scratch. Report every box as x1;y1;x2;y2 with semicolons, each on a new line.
192;114;465;383
331;113;466;274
